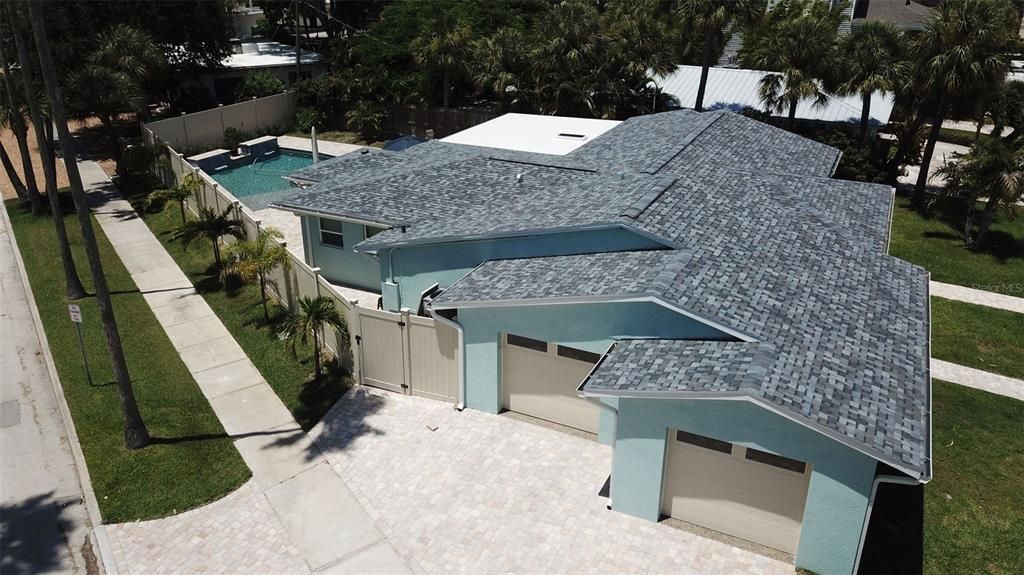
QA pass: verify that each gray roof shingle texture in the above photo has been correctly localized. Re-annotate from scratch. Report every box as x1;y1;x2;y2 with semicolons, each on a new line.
278;109;930;479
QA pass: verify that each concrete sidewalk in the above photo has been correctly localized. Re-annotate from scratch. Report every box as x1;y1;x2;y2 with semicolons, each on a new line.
1;203;95;574
79;162;409;575
932;359;1024;402
931;281;1024;314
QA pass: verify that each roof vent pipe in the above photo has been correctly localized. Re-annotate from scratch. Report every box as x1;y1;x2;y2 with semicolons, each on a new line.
400;225;407;233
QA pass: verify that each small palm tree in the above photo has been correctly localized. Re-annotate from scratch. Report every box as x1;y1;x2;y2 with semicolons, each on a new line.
173;206;243;271
146;173;200;224
224;227;290;322
282;296;349;380
837;21;907;144
345;101;386;142
935;138;1024;248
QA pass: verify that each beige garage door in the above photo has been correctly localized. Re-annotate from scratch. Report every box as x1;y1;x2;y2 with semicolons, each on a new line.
661;429;811;554
500;333;601;434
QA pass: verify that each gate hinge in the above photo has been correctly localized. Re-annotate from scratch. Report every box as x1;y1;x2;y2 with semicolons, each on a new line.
354;335;362;344
400;384;409;389
397;321;406;327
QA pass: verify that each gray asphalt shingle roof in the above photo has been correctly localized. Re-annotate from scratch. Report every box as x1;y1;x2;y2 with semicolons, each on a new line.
275;109;930;479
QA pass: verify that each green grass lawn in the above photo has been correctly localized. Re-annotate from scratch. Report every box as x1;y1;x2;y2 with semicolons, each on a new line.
286;129;387;148
4;197;249;523
937;127;994;147
118;177;350;430
889;195;1024;297
925;380;1024;575
931;297;1024;380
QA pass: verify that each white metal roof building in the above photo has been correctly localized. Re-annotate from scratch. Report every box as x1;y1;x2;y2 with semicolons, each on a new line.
657;65;895;126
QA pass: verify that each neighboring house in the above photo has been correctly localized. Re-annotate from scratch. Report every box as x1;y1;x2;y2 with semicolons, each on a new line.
198;41;324;104
658;65;896;129
231;0;264;39
273;110;931;575
851;0;936;31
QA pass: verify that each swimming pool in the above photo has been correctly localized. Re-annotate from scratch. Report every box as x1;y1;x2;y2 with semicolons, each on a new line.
208;150;323;208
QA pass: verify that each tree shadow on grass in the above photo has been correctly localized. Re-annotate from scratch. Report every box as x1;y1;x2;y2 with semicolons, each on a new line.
0;492;77;575
916;197;1024;263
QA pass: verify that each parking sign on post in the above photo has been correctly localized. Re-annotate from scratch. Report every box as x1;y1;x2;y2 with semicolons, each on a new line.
68;304;91;385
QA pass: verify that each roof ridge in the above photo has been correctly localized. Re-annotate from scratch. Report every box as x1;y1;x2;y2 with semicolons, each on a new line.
640;111;724;175
620;176;678;220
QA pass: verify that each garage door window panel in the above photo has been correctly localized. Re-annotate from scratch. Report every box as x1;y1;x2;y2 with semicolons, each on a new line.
675;430;732;454
506;333;548;353
744;448;807;474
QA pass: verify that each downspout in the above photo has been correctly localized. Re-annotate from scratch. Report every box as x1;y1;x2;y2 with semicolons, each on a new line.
428;309;465;411
851;473;921;575
576;341;619;510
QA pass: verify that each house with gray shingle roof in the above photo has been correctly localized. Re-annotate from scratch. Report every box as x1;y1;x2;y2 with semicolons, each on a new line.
273;109;930;575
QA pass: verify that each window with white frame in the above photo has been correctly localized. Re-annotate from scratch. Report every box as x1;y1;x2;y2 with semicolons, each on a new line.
319;218;344;248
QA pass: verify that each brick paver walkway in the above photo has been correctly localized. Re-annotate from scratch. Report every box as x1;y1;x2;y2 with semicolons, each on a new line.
931;281;1024;314
107;480;307;574
311;387;794;575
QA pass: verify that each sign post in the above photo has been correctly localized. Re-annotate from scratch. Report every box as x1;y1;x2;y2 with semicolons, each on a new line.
68;304;92;386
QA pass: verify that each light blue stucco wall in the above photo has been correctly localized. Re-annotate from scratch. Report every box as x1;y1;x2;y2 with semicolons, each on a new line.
456;301;730;443
302;216;382;291
378;228;665;312
613;398;877;575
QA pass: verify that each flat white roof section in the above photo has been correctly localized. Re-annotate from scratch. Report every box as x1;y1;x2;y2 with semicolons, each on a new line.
658;65;895;126
441;113;621;155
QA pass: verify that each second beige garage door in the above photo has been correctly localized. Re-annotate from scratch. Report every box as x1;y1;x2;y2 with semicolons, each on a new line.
661;429;812;554
500;333;601;434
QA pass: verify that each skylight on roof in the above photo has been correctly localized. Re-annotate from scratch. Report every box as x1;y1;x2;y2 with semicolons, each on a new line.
556;133;588;140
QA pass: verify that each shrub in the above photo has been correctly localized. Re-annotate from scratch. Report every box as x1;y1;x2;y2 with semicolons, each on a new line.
223;127;253;150
235;70;286;101
295;107;326;132
345;101;386;141
119;144;159;175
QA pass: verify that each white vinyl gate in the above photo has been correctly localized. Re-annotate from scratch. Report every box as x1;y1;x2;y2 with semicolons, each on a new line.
356;309;459;402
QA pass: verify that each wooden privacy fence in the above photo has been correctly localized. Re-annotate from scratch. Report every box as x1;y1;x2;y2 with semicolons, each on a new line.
387;105;498;139
143;92;296;152
153;130;460;404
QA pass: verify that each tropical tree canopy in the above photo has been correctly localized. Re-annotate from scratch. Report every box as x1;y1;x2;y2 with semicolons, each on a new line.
936;138;1024;248
173;205;243;270
836;21;907;141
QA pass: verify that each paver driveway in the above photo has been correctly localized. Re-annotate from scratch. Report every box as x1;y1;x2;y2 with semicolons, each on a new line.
311;387;795;575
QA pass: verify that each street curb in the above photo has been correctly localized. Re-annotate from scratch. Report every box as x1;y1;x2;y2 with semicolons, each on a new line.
1;203;119;575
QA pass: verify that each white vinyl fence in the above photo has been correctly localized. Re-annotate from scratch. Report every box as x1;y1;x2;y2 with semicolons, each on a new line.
148;125;460;403
143;92;296;151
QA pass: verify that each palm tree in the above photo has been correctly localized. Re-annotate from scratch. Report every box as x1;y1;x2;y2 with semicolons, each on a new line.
173;206;243;271
7;0;86;300
281;295;349;380
345;101;386;142
224;227;290;322
0;21;41;211
748;6;840;129
837;21;907;144
89;24;164;84
530;0;607;117
675;0;764;112
65;65;142;170
935;138;1024;248
910;0;1015;206
28;1;149;448
470;27;529;113
410;12;472;109
146;173;199;224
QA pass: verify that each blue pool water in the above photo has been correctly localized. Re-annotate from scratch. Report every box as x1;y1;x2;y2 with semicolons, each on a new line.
209;150;318;200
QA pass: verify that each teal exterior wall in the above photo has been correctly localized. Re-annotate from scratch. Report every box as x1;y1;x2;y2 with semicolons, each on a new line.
456;301;730;444
613;398;877;575
302;216;382;291
378;228;665;312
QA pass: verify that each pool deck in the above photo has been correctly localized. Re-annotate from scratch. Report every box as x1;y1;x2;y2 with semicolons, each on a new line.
277;135;365;158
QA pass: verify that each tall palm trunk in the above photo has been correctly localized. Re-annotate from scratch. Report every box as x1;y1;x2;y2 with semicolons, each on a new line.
258;272;270;322
859;92;872;145
0;24;41;210
886;112;925;182
914;89;949;208
312;327;321;379
787;98;798;130
695;29;715;112
28;1;149;449
0;141;28;197
8;1;86;299
442;67;451;109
